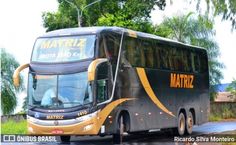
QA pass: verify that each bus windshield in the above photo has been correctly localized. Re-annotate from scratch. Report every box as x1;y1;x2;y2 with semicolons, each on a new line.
31;35;96;63
28;72;93;109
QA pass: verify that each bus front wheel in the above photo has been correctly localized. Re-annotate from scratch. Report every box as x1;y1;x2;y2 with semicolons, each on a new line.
60;136;71;142
177;112;186;136
185;111;193;135
113;115;124;144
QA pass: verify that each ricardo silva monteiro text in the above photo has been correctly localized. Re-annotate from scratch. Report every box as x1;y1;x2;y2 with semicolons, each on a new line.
174;136;235;142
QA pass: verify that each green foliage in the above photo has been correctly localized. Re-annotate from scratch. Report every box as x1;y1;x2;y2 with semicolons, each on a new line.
97;13;154;33
210;102;236;121
43;0;236;31
42;1;78;32
42;0;166;32
154;13;224;101
209;114;221;122
1;48;24;115
226;79;236;101
196;0;236;30
1;119;27;134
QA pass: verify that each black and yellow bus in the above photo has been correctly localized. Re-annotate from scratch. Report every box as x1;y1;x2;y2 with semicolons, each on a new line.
13;27;209;142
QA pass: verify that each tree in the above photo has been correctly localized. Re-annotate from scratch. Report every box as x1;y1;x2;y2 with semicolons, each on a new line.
195;0;236;30
97;13;154;33
154;13;224;101
1;48;24;115
43;0;236;31
226;79;236;101
42;0;166;32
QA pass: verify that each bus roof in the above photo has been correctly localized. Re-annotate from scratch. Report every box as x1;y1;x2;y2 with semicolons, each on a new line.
41;26;206;51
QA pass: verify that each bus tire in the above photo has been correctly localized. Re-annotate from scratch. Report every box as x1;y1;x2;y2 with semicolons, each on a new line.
113;115;124;144
177;112;186;136
185;111;193;135
60;136;70;142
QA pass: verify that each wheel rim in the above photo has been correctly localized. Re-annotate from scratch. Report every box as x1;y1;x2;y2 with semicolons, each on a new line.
180;117;185;132
120;116;124;134
187;116;193;129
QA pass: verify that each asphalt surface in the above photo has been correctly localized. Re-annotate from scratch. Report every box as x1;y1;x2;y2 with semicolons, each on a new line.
2;121;236;145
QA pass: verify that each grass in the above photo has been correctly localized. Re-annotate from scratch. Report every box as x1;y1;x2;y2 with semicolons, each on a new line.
1;119;27;134
209;114;222;122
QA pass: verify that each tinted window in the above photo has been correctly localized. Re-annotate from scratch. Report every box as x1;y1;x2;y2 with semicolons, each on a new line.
200;51;208;73
124;36;142;67
182;49;192;72
192;52;201;73
160;46;171;69
99;33;121;63
154;44;161;69
96;63;109;103
142;40;154;68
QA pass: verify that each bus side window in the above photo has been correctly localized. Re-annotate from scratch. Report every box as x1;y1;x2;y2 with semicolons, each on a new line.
182;49;192;72
187;50;193;72
142;40;154;68
160;46;171;70
154;45;161;69
159;46;164;69
124;37;136;66
104;33;120;64
176;49;184;71
200;51;208;73
139;41;145;67
169;47;175;70
192;52;200;73
98;33;120;64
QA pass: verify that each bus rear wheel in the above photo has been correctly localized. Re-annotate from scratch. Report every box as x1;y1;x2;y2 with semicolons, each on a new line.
177;112;186;136
113;115;124;144
60;136;70;142
185;111;193;135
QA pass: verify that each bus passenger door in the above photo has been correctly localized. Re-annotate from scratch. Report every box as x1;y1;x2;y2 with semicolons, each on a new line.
95;61;113;104
95;61;116;134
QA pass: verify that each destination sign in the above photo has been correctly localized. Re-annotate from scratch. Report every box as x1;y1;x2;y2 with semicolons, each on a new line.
39;38;86;49
31;35;95;63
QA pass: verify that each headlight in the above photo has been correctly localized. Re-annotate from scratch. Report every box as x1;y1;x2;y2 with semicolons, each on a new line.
28;127;34;133
76;110;99;122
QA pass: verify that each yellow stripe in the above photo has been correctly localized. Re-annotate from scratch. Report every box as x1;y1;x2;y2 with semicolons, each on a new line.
136;68;175;117
127;30;137;38
96;98;134;132
28;98;134;135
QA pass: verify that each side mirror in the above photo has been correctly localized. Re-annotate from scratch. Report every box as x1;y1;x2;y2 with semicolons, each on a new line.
13;63;29;87
88;58;108;82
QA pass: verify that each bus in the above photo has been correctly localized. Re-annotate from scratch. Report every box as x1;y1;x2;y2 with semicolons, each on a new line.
13;27;209;143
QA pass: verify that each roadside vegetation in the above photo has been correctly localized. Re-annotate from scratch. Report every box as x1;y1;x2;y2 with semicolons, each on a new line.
209;102;236;122
1;119;27;134
1;48;24;115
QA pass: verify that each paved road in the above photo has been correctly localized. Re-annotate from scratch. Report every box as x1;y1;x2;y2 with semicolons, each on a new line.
2;121;236;145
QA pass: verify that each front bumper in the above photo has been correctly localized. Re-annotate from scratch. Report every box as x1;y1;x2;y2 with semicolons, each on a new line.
27;113;101;135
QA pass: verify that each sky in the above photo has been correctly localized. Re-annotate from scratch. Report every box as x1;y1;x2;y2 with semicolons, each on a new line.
0;0;236;113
